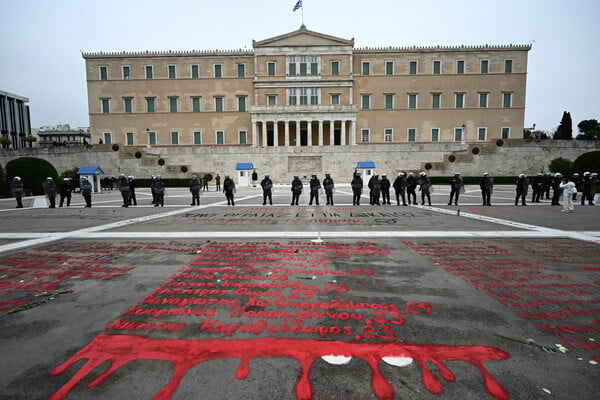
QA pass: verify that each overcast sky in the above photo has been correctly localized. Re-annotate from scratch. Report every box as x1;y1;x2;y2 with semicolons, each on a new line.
1;0;599;133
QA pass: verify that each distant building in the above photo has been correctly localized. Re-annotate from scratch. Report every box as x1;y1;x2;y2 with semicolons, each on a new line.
0;90;31;149
37;124;91;147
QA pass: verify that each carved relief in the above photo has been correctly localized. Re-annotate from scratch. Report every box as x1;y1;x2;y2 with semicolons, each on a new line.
288;156;322;173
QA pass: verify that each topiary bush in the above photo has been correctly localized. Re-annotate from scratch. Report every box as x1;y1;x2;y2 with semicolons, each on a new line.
572;151;600;174
5;157;59;195
548;157;573;177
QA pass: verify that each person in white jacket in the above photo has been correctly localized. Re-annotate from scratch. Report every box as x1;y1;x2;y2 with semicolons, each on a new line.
559;176;577;213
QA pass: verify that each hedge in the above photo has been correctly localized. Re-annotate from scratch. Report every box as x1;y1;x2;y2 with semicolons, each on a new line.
5;157;59;196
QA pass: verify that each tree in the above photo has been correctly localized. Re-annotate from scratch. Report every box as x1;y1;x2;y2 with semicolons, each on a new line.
548;157;573;176
553;111;573;140
576;119;600;140
5;157;58;196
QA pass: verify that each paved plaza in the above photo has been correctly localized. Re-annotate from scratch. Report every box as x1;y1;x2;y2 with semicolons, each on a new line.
0;184;599;400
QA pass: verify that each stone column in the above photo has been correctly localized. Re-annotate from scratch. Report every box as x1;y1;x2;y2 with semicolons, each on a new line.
295;120;301;146
329;120;334;146
252;121;259;147
350;120;356;145
261;121;268;147
273;120;279;147
285;120;290;147
341;120;346;146
318;120;324;146
307;120;312;146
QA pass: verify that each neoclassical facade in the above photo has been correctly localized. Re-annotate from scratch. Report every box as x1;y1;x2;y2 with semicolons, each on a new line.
0;90;31;149
83;26;530;149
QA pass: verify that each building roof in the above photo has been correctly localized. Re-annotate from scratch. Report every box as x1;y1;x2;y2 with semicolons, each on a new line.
77;166;106;175
356;161;376;169
253;25;354;48
235;163;254;170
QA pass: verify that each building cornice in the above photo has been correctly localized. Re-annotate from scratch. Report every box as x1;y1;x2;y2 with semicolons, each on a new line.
82;49;254;59
354;44;532;54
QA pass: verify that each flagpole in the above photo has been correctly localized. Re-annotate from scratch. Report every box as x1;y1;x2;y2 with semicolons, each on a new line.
302;3;304;25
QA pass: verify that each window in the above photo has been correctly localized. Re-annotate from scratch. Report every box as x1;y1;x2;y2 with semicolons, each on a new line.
310;88;319;105
239;130;247;144
362;61;370;76
361;129;370;143
267;95;277;106
431;93;441;109
299;56;308;76
191;64;199;78
384;94;394;109
145;65;154;79
123;97;133;113
288;88;297;105
385;61;394;75
409;60;418;75
169;97;178;113
454;127;463;142
122;65;130;80
455;92;465;108
267;62;276;76
331;94;340;105
456;60;465;74
288;56;296;75
361;94;371;110
433;60;441;75
502;92;513;108
216;131;224;144
147;131;156;145
384;128;393;142
103;132;112;144
146;97;155;113
300;88;308;105
193;131;202;145
238;96;247;112
237;63;245;78
171;131;179;145
168;65;176;79
126;132;134;145
407;128;416;142
477;127;487;141
101;98;110;113
215;97;223;112
214;64;222;78
478;92;488;108
480;59;489;74
99;66;108;80
310;56;318;75
504;59;513;73
431;128;440;142
192;96;201;112
408;94;418;109
501;127;510;139
331;61;339;75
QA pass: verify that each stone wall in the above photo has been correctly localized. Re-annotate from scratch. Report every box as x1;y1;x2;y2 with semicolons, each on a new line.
1;140;598;183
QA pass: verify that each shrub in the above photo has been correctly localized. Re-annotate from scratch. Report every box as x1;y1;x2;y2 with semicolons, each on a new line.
0;162;5;197
5;157;58;195
548;157;573;176
572;151;600;174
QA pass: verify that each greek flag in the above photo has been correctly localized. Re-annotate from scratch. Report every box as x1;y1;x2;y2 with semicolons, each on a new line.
293;0;302;12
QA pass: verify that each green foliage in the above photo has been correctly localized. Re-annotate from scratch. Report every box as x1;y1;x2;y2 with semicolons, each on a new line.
572;151;600;174
553;111;573;140
548;157;573;176
576;119;600;140
22;135;38;143
0;162;5;197
5;157;59;195
0;136;12;147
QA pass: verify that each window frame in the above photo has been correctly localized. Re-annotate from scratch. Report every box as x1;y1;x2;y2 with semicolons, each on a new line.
214;96;224;112
456;59;465;74
432;60;441;75
168;64;177;79
431;128;440;142
237;63;246;78
361;129;370;143
385;60;394;75
362;61;370;76
146;97;155;113
191;64;200;79
431;93;441;109
330;93;340;105
169;97;178;113
409;60;418;75
477;127;487;141
145;65;154;79
99;66;108;80
101;98;110;114
125;132;134;145
478;92;489;108
501;127;510;139
407;128;416;142
147;131;156;145
267;61;276;76
170;131;179;145
361;94;371;110
408;93;418;109
331;60;339;75
238;130;247;144
193;131;202;145
455;92;465;109
384;93;394;109
384;128;393;142
122;65;131;80
103;132;112;144
191;96;201;112
237;96;247;112
502;92;513;108
216;130;225;145
267;94;277;106
504;59;513;74
480;59;489;74
214;64;223;78
123;97;133;113
454;127;463;142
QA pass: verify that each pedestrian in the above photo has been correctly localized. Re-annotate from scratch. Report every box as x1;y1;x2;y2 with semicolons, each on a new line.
202;174;209;191
118;174;131;207
591;173;598;205
406;172;417;205
515;173;528;206
261;174;273;205
190;175;201;206
393;172;407;206
43;177;57;208
581;172;594;205
559;176;577;213
151;175;165;207
59;178;73;207
10;176;24;208
531;173;543;203
551;173;563;206
150;175;157;205
369;174;381;205
215;173;221;191
252;170;258;187
479;172;493;206
291;175;303;206
308;174;321;205
323;173;335;205
380;174;391;205
80;177;92;208
418;172;431;206
128;176;137;206
351;173;363;206
448;172;463;206
542;172;552;199
223;175;236;205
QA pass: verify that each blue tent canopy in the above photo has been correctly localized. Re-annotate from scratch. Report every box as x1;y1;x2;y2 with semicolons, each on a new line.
356;161;375;169
77;166;106;175
235;163;254;170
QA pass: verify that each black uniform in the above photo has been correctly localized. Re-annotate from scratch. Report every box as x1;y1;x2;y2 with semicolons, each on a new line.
406;174;417;205
392;174;407;206
43;178;57;208
515;175;528;206
309;175;321;205
261;176;273;205
368;175;381;205
542;173;552;199
531;174;543;203
190;177;201;205
351;174;363;206
128;177;137;205
291;177;303;206
215;174;221;191
581;174;596;205
323;175;335;205
551;175;562;206
151;177;165;207
223;176;236;205
80;178;92;208
118;176;131;207
10;178;24;208
480;174;493;206
448;174;463;206
380;175;391;205
59;179;73;207
418;174;431;206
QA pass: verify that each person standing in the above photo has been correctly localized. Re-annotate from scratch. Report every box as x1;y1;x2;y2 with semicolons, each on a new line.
189;175;201;206
531;173;543;203
59;178;73;207
43;177;57;208
406;172;417;205
10;176;24;208
223;175;236;205
542;172;552;200
291;175;303;206
448;172;463;206
418;172;431;206
559;176;577;213
215;173;221;191
202;174;209;191
151;176;165;207
551;173;563;206
251;170;258;187
393;172;407;206
323;173;335;205
80;177;93;208
308;174;321;206
351;173;363;206
380;174;391;205
581;172;593;205
128;176;137;206
515;174;529;206
118;174;131;207
150;175;157;205
480;172;493;206
261;174;273;205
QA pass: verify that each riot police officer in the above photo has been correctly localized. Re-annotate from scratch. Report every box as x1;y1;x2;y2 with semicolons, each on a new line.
190;175;201;206
351;173;363;206
418;172;431;206
380;174;391;205
223;175;236;205
393;172;407;206
11;176;24;208
323;173;335;205
448;172;463;206
308;174;321;206
261;174;273;205
291;176;303;206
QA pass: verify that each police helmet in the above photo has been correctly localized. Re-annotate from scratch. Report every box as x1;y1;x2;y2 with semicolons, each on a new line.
14;176;21;181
